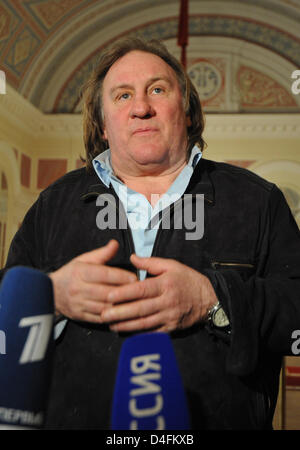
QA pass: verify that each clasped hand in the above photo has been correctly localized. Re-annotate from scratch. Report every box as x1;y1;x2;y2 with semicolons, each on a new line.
49;240;217;333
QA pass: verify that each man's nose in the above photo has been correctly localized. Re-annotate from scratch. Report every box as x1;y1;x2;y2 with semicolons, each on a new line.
130;94;154;118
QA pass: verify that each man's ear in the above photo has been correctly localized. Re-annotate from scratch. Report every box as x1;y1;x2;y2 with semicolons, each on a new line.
186;115;192;127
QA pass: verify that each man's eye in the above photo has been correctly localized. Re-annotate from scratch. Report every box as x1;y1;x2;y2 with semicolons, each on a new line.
118;93;130;100
152;87;163;94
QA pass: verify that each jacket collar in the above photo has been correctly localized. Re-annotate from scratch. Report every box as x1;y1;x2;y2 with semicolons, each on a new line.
80;158;215;205
80;180;110;202
186;158;215;204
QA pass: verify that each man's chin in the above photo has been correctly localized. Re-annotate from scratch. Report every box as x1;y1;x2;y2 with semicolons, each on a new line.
129;147;167;166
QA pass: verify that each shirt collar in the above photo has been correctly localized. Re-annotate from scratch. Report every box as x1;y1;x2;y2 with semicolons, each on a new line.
92;146;202;188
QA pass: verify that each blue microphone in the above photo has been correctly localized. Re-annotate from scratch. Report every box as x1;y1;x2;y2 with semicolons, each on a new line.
0;267;54;429
111;332;190;430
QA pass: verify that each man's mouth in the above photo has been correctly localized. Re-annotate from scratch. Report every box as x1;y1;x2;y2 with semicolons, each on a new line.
132;128;159;135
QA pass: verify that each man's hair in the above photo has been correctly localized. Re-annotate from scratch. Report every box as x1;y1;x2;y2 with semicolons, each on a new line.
81;37;206;171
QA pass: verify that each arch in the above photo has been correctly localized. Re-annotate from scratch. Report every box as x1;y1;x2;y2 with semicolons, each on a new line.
20;11;300;112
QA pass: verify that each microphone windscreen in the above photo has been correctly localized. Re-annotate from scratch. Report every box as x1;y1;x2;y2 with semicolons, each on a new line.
111;332;190;430
0;267;54;429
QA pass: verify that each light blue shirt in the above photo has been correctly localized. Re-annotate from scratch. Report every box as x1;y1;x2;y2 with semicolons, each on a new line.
55;145;202;339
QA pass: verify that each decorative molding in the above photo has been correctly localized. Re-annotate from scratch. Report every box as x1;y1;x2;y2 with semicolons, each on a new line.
204;114;300;138
237;65;297;108
188;58;226;109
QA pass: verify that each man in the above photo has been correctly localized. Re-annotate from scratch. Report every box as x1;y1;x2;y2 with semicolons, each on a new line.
1;38;300;429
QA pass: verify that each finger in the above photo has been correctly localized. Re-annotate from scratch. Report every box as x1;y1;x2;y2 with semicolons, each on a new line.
101;297;161;323
77;240;120;265
73;300;112;323
81;300;107;316
107;278;161;304
130;254;176;276
79;281;128;303
79;263;137;285
109;311;164;333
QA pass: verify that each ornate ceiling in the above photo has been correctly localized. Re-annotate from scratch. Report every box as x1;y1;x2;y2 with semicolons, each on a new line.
0;0;300;113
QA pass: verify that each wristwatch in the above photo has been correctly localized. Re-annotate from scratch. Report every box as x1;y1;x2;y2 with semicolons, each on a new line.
206;301;230;329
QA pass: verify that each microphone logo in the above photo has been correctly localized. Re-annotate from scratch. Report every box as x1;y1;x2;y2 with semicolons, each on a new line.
129;353;165;430
18;314;53;364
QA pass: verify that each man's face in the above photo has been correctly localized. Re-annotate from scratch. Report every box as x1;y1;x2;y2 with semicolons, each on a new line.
101;50;189;176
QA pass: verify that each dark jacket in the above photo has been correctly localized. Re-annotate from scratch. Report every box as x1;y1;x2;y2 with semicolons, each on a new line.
1;158;300;430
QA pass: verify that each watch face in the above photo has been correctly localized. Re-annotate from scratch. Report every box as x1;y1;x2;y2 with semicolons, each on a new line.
213;307;230;327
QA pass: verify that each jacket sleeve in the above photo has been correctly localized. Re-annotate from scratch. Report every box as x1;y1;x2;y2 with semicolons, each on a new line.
205;184;300;376
0;195;43;283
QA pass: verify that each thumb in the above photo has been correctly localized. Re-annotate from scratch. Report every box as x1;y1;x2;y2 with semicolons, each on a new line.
130;254;173;276
77;239;119;265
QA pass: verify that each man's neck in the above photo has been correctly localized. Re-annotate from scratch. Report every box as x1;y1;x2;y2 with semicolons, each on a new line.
113;161;187;206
